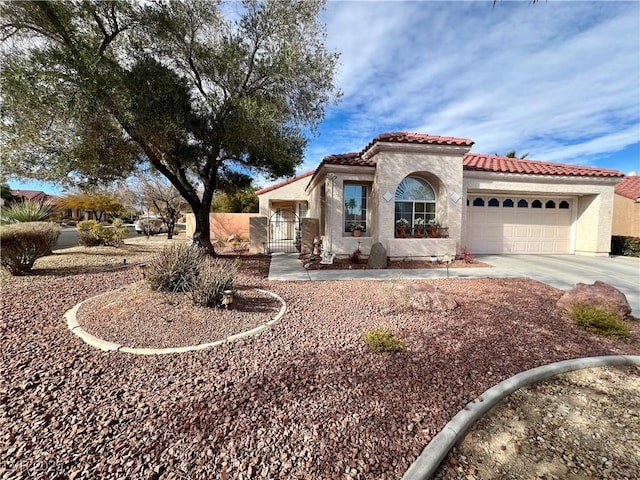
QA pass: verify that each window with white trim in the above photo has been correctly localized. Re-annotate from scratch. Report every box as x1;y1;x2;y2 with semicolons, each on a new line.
344;184;368;232
395;177;436;228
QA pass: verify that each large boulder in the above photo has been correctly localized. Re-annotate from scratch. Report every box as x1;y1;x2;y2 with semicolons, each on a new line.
557;281;632;318
367;242;388;269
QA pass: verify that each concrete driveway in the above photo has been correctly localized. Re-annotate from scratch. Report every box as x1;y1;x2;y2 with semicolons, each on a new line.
475;255;640;316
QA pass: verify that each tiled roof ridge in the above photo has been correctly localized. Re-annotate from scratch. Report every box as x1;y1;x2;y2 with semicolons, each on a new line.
372;131;475;147
358;131;475;155
322;152;361;161
463;152;624;178
255;169;316;195
614;175;640;200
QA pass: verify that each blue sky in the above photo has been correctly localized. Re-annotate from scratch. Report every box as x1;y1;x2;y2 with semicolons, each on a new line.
9;0;640;195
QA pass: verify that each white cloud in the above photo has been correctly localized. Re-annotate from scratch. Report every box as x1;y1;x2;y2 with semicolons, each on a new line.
300;1;640;174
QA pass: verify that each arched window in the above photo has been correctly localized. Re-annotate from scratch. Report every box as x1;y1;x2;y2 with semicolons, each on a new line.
545;200;556;209
395;177;436;229
488;198;499;207
517;199;528;208
473;197;485;207
532;199;543;208
559;200;570;209
503;198;514;208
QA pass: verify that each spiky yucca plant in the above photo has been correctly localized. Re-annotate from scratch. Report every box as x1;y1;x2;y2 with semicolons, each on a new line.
1;199;55;224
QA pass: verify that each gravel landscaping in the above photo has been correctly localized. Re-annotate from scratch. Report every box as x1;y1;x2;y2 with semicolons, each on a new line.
1;239;639;479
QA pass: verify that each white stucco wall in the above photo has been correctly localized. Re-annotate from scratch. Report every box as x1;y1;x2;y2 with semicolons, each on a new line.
257;175;311;217
463;172;619;256
368;143;467;257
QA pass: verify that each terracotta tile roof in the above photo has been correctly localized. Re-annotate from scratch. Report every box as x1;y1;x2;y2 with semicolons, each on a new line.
463;153;624;178
255;170;315;196
11;189;59;203
364;132;475;151
614;176;640;200
322;152;375;167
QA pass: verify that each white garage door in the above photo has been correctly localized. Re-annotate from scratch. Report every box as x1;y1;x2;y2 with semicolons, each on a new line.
466;195;573;254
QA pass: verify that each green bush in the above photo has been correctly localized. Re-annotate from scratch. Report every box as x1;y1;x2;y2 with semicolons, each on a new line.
363;327;405;353
571;304;629;337
611;236;640;257
1;199;55;224
0;222;61;275
145;243;206;293
77;219;128;247
190;258;240;307
77;220;103;246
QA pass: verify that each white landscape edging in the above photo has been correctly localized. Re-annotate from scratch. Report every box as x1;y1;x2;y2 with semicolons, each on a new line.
65;288;286;355
402;355;640;480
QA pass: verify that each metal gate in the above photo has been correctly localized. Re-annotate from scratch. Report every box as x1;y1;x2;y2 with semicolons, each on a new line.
268;208;300;253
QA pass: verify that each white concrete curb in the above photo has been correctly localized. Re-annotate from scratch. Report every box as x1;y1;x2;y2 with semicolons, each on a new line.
65;287;286;355
402;355;640;480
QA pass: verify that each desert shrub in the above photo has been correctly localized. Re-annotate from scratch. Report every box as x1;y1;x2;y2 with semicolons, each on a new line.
77;220;103;246
1;199;55;224
145;243;206;293
382;274;416;312
363;327;405;353
0;222;61;275
611;236;640;257
190;258;240;307
77;219;128;247
105;219;129;247
571;304;629;337
461;246;475;263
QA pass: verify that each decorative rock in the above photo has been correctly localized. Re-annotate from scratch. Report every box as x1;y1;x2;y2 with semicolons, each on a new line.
557;281;631;318
367;242;388;269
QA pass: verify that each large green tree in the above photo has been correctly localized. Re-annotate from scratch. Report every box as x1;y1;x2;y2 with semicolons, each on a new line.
1;0;339;253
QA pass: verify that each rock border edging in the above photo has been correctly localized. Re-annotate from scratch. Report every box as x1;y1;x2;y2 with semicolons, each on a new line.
64;287;287;355
402;355;640;480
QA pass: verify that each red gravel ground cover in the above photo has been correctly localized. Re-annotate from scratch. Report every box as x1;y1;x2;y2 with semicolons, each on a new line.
1;257;639;479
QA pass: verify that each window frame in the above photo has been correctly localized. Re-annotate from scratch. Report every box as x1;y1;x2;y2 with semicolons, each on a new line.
394;176;437;230
343;183;369;233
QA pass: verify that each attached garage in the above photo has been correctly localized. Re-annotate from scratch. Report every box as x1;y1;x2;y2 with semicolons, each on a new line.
466;194;574;254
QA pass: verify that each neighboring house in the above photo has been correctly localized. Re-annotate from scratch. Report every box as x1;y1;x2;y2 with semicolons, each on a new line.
256;132;624;258
9;189;105;222
612;175;640;237
10;189;59;205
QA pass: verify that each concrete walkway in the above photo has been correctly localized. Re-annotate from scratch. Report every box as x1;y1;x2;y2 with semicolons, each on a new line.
268;253;640;314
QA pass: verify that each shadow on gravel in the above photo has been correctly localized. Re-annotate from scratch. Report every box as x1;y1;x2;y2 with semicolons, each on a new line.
27;264;138;278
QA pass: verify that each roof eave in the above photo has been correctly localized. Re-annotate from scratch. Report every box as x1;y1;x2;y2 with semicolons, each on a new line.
464;169;624;184
363;141;473;159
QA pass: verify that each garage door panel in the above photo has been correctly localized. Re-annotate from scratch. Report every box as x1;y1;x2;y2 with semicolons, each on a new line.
467;195;571;254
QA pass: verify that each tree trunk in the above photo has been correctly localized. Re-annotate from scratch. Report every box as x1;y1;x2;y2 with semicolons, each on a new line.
192;206;216;255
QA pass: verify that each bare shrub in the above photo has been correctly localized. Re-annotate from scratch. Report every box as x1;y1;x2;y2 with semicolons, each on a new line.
190;258;240;307
0;222;61;275
145;243;206;293
382;274;416;313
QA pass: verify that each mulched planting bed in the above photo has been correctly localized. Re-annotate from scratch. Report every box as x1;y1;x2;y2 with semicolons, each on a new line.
1;254;639;479
300;253;489;270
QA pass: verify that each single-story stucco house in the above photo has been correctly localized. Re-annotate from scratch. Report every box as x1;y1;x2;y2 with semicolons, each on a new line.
253;132;624;259
612;175;640;238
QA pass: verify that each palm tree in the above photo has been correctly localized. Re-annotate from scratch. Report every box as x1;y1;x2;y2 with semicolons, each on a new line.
494;150;530;159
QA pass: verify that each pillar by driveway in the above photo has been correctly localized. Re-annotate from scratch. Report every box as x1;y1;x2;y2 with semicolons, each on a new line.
250;216;268;254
